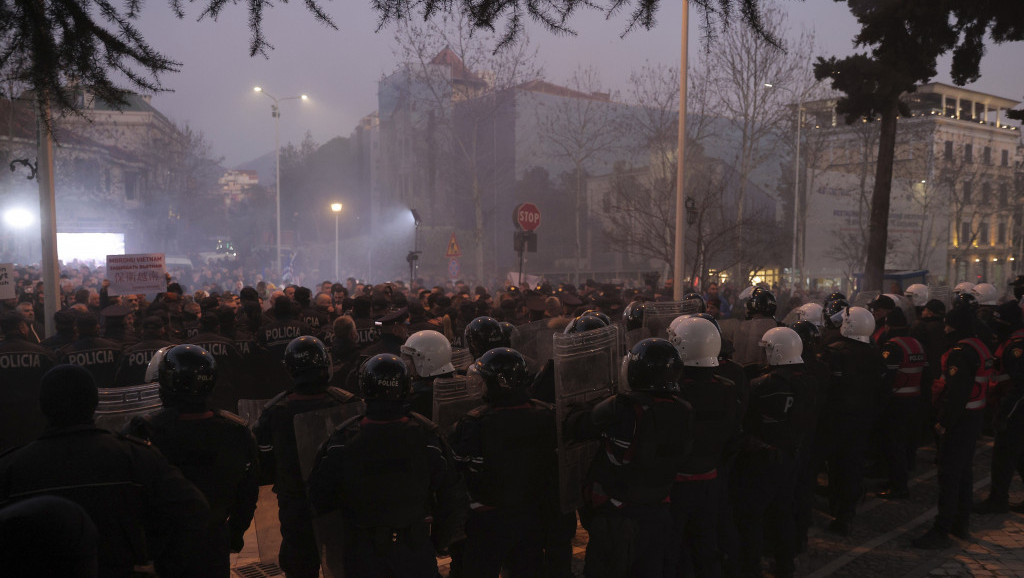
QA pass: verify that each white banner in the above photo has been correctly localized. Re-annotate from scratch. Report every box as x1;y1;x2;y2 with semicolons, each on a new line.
0;263;14;300
106;253;166;295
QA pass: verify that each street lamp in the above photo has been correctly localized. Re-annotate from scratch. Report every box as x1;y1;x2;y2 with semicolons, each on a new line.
765;82;805;289
407;209;422;287
254;86;309;277
331;202;342;281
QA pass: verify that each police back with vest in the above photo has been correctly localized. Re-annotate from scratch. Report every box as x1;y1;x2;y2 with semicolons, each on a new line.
0;312;57;451
256;297;314;365
0;365;209;578
913;307;992;548
112;316;175;388
307;354;468;577
58;314;123;388
126;345;259;577
564;338;693;578
186;314;245;413
448;348;557;577
975;302;1024;514
731;288;780;367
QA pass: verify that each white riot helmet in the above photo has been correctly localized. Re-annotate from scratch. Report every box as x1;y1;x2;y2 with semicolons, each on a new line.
796;303;824;327
905;284;929;307
971;283;998;306
759;327;804;366
144;345;175;383
400;330;455;378
667;316;720;367
953;282;975;296
840;306;875;344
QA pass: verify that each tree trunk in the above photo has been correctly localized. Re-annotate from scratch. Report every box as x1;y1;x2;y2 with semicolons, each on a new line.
863;98;900;292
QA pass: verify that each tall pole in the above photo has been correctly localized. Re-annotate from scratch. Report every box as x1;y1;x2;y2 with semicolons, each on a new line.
37;97;59;337
791;106;802;289
334;211;339;281
673;1;690;300
274;103;281;276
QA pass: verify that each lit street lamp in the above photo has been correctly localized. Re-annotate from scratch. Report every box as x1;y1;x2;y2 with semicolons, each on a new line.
331;202;343;281
254;86;308;276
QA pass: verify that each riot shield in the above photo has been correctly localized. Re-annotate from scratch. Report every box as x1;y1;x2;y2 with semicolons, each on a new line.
512;319;559;374
432;375;483;433
293;401;366;481
641;300;702;341
450;347;474;372
852;290;879;308
931;286;952;311
94;383;162;433
553;324;621;513
237;399;270;428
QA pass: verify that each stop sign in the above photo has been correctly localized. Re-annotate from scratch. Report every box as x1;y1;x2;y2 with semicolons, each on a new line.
514;203;541;232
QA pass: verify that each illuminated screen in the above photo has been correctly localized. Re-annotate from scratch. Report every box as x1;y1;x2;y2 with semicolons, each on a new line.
57;233;125;263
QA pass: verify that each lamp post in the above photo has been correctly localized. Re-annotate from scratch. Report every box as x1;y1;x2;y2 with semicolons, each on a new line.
254;86;308;277
765;83;804;289
407;209;422;287
331;202;343;281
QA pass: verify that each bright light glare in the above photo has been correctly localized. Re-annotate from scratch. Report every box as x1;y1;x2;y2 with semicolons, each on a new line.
254;86;263;93
57;233;125;263
331;203;343;212
301;94;309;101
3;208;34;229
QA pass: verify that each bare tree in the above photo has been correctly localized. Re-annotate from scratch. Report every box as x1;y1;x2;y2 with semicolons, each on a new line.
535;66;624;283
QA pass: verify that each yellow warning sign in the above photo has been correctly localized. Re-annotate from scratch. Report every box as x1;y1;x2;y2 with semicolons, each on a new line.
446;233;462;258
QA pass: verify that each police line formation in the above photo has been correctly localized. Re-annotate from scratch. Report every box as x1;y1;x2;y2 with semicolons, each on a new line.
2;276;1024;578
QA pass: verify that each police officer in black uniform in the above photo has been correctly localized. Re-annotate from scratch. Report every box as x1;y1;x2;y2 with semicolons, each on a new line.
58;314;123;388
307;354;468;577
448;348;557;577
0;312;57;451
0;364;209;578
360;307;410;357
256;296;314;365
113;316;176;388
913;307;993;548
565;338;693;578
254;336;361;578
186;314;245;413
820;298;849;347
40;309;78;352
127;345;259;577
465;316;511;359
351;295;381;350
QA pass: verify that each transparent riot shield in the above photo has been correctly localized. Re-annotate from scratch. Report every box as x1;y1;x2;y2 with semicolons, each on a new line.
641;301;703;341
293;400;366;481
852;290;879;308
931;286;952;311
236;399;270;428
432;375;483;433
94;383;162;433
553;323;621;513
513;319;559;374
450;347;474;372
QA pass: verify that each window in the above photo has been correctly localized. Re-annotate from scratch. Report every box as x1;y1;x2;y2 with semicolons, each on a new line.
963;181;973;204
999;222;1007;245
944;141;954;160
1001;185;1009;207
982;183;992;204
1003;150;1010;167
965;144;973;163
124;172;139;201
979;222;990;245
961;222;971;245
983;146;992;165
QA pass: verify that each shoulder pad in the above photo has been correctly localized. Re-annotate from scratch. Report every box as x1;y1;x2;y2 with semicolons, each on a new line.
118;432;153;447
326;386;357;404
530;399;554;411
409;411;440;433
264;390;290;410
465;405;489;419
213;409;248;426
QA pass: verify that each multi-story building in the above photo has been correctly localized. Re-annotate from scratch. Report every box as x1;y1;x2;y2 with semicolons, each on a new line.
800;82;1021;291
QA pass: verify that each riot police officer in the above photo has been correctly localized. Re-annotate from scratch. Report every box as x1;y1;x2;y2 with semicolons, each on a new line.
465;316;510;359
448;348;558;577
255;296;314;364
734;327;817;578
821;297;850;347
732;287;779;367
564;338;693;578
0;312;57;451
913;307;993;548
307;354;468;577
0;364;209;578
58;314;123;388
255;336;361;578
126;345;259;577
400;329;457;420
113;316;175;388
186;314;245;412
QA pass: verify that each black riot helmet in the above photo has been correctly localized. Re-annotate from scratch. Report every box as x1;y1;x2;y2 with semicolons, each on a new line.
464;316;508;359
564;314;608;334
790;320;822;353
284;336;331;386
953;292;979;312
469;348;531;404
581;309;612;326
158;345;217;406
683;292;707;313
823;298;850;329
1011;275;1024;301
623;301;647;332
824;291;847;306
498;321;519;346
359;354;411;401
623;338;683;393
745;287;777;319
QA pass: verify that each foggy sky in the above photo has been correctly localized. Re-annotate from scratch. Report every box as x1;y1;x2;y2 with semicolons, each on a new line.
134;0;1024;168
